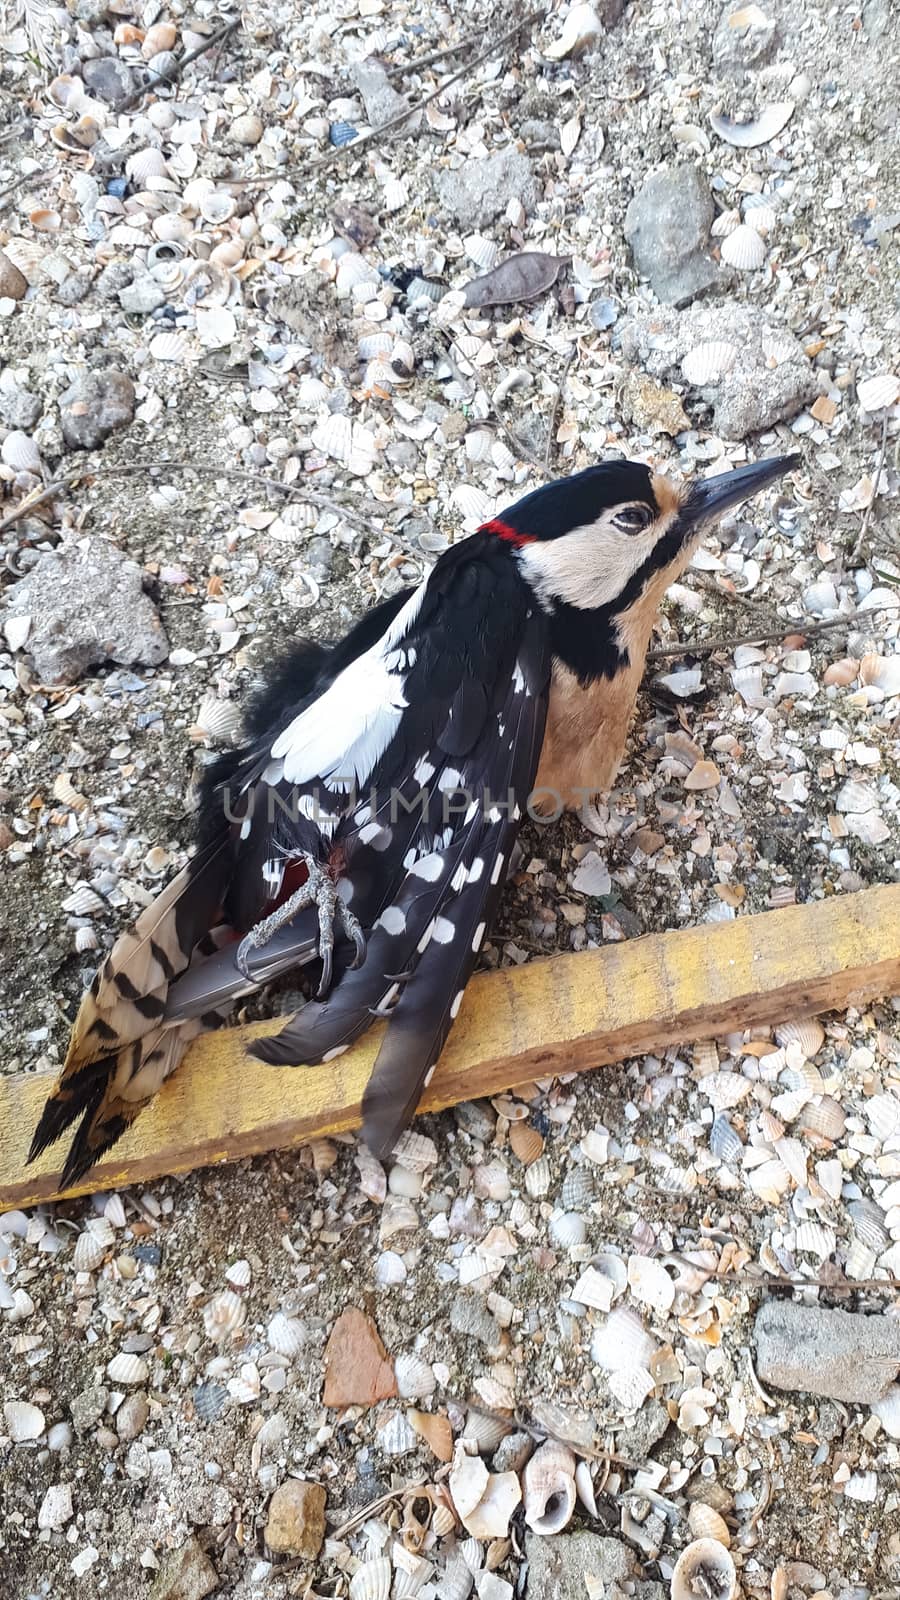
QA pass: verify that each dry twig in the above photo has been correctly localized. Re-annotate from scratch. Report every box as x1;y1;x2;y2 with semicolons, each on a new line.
849;411;891;565
645;610;864;663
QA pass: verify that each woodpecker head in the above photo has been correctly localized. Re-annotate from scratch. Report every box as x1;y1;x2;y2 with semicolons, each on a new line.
479;452;798;681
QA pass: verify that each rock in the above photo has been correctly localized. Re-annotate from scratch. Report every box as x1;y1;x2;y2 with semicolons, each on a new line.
620;371;690;436
754;1300;900;1402
0;247;28;301
116;1392;150;1442
617;304;816;438
38;1482;74;1530
82;56;134;107
149;1537;218;1600
492;1430;534;1475
614;1401;670;1460
59;368;135;451
119;276;168;316
322;1307;397;1407
231;112;263;145
4;535;169;685
71;1386;108;1435
712;3;778;78
4;1399;46;1442
0;375;41;430
439;149;540;230
57;268;95;306
450;1292;502;1350
350;60;415;131
524;1532;634;1597
264;1478;327;1558
624;165;719;307
304;536;334;579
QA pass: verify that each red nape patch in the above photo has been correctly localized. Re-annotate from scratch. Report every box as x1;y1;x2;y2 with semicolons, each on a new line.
478;518;537;548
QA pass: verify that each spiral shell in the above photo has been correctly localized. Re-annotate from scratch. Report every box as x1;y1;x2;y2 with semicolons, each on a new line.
522;1440;577;1535
720;224;766;271
107;1352;148;1385
395;1353;436;1401
203;1289;246;1342
670;1538;737;1600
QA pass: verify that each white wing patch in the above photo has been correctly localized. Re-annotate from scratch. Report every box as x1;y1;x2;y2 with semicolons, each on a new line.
271;581;427;790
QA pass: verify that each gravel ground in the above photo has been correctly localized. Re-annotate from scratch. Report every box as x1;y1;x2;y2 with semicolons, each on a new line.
1;0;900;1596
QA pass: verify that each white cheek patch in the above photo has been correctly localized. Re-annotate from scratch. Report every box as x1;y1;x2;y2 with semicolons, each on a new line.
517;520;659;612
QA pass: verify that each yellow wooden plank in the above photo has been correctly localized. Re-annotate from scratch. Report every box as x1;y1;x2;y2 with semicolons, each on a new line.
3;883;899;1210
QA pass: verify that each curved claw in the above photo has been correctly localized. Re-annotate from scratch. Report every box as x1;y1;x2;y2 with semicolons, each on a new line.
316;943;334;1000
349;924;367;970
234;936;256;984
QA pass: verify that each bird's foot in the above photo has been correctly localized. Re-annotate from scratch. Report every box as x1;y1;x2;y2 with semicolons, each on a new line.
235;855;366;997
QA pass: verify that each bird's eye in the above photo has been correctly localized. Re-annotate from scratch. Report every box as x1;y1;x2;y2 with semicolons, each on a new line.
613;504;652;534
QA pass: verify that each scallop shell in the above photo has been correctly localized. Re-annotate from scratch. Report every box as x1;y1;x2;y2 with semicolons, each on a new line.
1;431;41;472
382;176;409;213
857;373;900;412
844;1237;877;1282
378;1411;417;1457
203;1289;246;1342
126;147;169;181
465;234;501;272
336;253;381;296
681;341;738;386
267;1312;305;1357
475;1161;511;1202
107;1352;148;1385
798;1095;846;1141
794;1221;836;1259
462;1409;511;1454
709;101;794;148
395;1353;436;1401
30;208;61;232
439;1554;475;1600
525;1156;551;1198
671;1538;737;1600
561;1166;594;1210
75;926;99;953
359;332;393;361
464;429;493;464
104;1194;126;1229
459;1537;484;1575
312;412;352;464
73;1230;106;1272
720;224;766;271
392;1552;432;1597
774;1018;825;1057
192;696;242;743
509;1122;543;1165
710;1114;743;1164
866;1093;900;1142
591;1305;657;1373
859;653;900;695
61;884;104;915
711;208;741;238
431;1501;457;1537
350;1557;392;1600
224;1258;251;1289
452;484;496;528
549;1211;587;1249
687;1505;732;1547
53;773;88;811
522;1441;577;1536
848;1198;890;1252
149;330;191;363
570;1265;616;1312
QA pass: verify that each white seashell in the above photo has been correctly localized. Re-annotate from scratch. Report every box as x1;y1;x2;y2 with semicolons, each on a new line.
149;330;190;362
53;773;88;811
871;1384;900;1440
227;1361;260;1404
377;1411;417;1456
524;1155;551;1199
267;1312;305;1357
522;1441;577;1535
575;1458;598;1517
475;1161;511;1203
450;1447;490;1520
571;1265;616;1312
857;373;900;413
452;484;496;529
544;2;603;59
391;339;415;378
720;224;766;271
687;1504;731;1547
742;199;777;236
798;1095;845;1141
61;885;104;916
866;1093;900;1142
859;653;900;695
460;1472;522;1541
392;1551;432;1597
794;1221;836;1259
464;429;493;464
592;1306;657;1373
392;1131;438;1173
199;190;236;225
4;1400;46;1442
152;213;192;244
359;332;393;361
125;147;168;181
549;1211;587;1249
762;334;798;367
382;176;409;213
711;208;741;238
203;1289;246;1342
73;1231;106;1273
336;253;381;297
225;1258;251;1288
681;341;738;386
1;431;41;472
465;234;501;272
462;1410;510;1454
844;1237;877;1282
592;1252;628;1301
312;412;352;463
670;1538;737;1600
394;1352;436;1401
709;101;794;148
459;1537;484;1575
107;1353;148;1385
103;1193;126;1229
627;1254;675;1313
75;925;98;954
350;1556;392;1600
774;1018;825;1057
48;74;85;110
193;696;242;743
671;123;710;154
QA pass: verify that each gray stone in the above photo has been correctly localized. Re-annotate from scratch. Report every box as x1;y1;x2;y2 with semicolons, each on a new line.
304;536;334;579
712;4;778;77
70;1385;108;1435
57;268;95;306
439;149;540;231
0;377;41;430
82;55;135;108
116;1392;150;1442
350;60;415;131
754;1299;900;1403
119;276;167;316
96;260;135;299
5;535;169;685
624;165;719;307
0;247;28;301
617;303;817;438
492;1430;534;1475
524;1532;634;1597
59;368;135;451
450;1292;502;1351
149;1537;218;1600
614;1400;670;1460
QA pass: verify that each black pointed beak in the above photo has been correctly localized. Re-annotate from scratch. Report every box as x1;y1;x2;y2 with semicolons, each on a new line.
681;453;800;527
